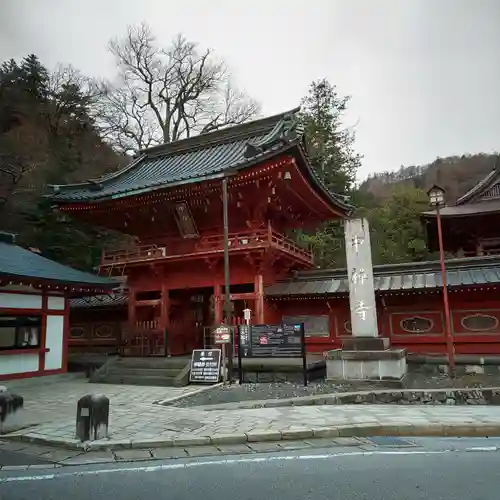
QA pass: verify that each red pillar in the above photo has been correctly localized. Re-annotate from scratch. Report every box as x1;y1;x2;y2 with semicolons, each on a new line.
436;207;456;376
159;283;170;331
159;282;170;355
254;274;264;324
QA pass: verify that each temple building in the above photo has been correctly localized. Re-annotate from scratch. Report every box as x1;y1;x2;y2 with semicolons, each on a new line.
0;232;116;380
56;113;500;371
50;108;351;358
422;159;500;256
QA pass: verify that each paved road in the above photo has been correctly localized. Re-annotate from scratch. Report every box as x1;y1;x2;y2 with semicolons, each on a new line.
2;438;500;499
0;449;52;467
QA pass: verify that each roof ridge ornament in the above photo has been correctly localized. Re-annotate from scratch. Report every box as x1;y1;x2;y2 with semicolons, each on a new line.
244;111;302;159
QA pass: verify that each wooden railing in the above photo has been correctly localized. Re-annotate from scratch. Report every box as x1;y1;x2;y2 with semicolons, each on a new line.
101;227;313;266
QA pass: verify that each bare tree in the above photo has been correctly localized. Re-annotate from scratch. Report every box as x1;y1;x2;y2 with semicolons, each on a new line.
96;23;260;154
46;64;102;136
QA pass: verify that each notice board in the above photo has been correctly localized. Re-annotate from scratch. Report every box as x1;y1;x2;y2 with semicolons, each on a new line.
189;349;222;384
237;323;307;385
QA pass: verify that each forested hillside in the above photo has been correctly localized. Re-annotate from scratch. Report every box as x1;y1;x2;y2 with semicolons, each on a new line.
361;154;497;204
1;25;497;272
0;55;127;269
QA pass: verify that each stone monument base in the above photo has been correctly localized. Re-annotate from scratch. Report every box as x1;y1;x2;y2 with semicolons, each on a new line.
326;337;407;382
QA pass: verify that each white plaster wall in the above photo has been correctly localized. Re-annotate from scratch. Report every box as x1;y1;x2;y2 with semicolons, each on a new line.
0;293;42;310
45;315;64;370
47;296;65;310
0;353;38;375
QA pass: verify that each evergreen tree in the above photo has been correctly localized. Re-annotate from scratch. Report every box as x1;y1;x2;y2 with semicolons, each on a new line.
0;54;124;271
300;79;361;193
296;79;362;268
364;185;436;265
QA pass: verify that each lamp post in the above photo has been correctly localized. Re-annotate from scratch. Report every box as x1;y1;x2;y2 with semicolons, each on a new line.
427;185;456;377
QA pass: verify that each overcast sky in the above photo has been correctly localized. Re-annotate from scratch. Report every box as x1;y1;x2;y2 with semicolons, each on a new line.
1;0;499;180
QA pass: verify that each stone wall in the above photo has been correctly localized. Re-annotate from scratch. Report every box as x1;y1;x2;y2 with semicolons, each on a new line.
333;388;500;405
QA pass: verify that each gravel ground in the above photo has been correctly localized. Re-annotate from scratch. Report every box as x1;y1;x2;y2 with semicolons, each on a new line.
169;373;500;408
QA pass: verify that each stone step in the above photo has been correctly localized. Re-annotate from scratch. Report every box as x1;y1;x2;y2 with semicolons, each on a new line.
113;357;190;369
106;367;182;378
92;374;184;387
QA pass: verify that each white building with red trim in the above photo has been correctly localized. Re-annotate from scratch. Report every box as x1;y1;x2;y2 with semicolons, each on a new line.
0;232;117;380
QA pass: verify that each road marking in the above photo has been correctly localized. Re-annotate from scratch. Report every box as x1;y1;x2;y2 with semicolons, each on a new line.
466;447;498;452
0;449;473;484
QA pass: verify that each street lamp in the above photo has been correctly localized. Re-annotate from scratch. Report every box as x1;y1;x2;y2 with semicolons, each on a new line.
427;185;455;377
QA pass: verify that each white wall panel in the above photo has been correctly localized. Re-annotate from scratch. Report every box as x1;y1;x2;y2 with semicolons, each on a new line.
45;315;64;370
0;353;38;375
47;296;65;310
0;293;42;310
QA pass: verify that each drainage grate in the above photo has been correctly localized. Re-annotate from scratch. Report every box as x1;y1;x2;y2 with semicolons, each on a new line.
367;436;417;447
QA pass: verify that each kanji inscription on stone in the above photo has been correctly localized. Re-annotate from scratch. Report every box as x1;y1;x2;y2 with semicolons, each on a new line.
354;300;370;321
351;268;368;286
344;218;378;337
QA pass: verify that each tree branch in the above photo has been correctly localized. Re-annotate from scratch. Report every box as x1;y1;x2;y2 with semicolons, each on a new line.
96;24;260;152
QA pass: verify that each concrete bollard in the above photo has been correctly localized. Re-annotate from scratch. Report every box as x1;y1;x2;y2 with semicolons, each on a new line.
0;391;24;434
76;394;110;442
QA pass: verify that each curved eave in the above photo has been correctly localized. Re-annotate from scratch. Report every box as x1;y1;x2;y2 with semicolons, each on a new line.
51;140;342;208
294;144;354;217
455;159;500;205
47;154;147;200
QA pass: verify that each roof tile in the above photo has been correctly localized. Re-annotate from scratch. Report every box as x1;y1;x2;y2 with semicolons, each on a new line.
0;242;117;288
265;259;500;298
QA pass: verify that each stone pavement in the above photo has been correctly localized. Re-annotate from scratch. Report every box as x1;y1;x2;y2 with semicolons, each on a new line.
2;373;212;432
0;435;415;471
3;374;500;452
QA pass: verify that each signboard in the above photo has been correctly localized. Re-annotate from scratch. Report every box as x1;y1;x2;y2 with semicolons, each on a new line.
237;323;307;386
214;324;231;344
189;349;222;384
282;315;330;337
238;323;304;358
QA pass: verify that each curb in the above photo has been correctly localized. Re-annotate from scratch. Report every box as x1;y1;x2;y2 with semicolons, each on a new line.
194;386;500;411
8;423;500;452
153;382;224;406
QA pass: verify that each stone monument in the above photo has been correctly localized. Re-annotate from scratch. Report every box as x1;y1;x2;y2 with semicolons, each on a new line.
326;218;407;382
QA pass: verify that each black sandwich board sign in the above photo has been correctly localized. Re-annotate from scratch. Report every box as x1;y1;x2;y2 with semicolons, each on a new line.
189;349;222;384
237;323;307;386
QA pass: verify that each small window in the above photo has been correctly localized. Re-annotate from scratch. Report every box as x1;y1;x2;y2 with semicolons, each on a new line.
400;316;433;333
344;320;352;333
461;314;498;332
0;315;41;350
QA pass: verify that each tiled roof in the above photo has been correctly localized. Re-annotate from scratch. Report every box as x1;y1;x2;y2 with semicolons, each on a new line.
0;239;117;289
265;255;500;297
421;199;500;218
456;157;500;205
48;108;351;214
